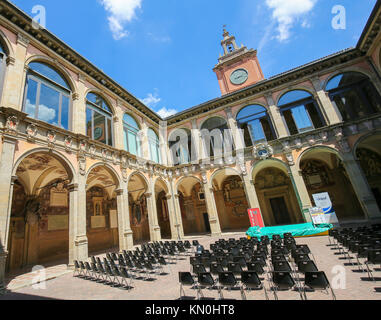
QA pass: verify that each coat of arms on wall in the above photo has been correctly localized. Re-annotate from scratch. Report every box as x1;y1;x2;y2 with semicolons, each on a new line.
253;143;273;160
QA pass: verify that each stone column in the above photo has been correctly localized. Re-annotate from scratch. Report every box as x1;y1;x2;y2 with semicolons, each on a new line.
1;33;29;110
72;74;87;135
202;176;222;236
113;101;125;151
68;175;88;267
225;107;245;152
116;187;134;251
311;76;342;125
140;119;150;161
289;164;313;223
265;93;289;138
191;119;201;163
0;135;17;292
165;194;182;240
241;173;266;225
145;192;162;242
342;153;381;221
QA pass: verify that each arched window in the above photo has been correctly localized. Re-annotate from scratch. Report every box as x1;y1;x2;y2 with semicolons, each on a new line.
23;62;72;130
201;117;233;158
278;90;325;135
0;42;7;100
169;128;193;165
148;128;161;163
86;92;113;146
123;114;140;156
326;72;381;121
236;105;275;146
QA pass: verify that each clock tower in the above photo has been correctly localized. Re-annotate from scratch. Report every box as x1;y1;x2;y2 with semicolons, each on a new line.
213;28;265;95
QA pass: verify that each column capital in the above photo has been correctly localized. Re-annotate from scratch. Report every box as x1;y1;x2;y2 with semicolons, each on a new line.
165;194;172;200
68;183;79;192
116;189;124;196
145;192;153;198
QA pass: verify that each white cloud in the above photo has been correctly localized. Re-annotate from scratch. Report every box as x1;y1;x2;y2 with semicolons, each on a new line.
156;107;178;118
100;0;142;40
147;32;171;43
265;0;317;41
140;93;161;107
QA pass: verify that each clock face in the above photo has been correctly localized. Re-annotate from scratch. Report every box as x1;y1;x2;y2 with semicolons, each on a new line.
230;69;249;85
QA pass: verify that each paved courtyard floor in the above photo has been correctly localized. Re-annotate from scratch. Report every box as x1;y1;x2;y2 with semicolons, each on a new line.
1;233;381;300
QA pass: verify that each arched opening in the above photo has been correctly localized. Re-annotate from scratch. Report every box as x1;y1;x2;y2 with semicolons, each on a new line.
168;128;195;165
0;40;8;99
212;169;250;232
128;173;149;244
148;128;161;164
23;61;72;130
7;152;73;273
326;72;381;122
201;117;234;158
355;134;381;211
254;165;302;226
123;114;141;157
86;92;114;146
300;149;365;221
177;177;209;235
278;90;325;135
154;179;171;239
86;166;119;254
236;105;276;146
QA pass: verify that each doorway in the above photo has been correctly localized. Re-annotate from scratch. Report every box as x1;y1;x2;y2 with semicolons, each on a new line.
203;213;211;233
270;197;292;226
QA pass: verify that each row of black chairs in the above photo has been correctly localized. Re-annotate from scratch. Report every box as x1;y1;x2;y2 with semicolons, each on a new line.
328;225;381;282
180;235;336;300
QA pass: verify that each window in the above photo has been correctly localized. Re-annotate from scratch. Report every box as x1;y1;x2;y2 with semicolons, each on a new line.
169;129;193;165
326;72;381;121
123;114;140;156
0;42;7;100
86;92;113;146
148;128;161;163
23;62;71;130
201;117;234;158
278;90;325;135
236;105;275;146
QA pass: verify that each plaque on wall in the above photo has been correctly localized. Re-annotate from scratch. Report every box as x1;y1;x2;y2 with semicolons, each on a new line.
91;216;106;229
48;215;69;231
109;210;118;229
50;184;68;207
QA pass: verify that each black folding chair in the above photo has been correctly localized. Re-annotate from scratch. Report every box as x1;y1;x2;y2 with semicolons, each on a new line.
73;260;83;277
240;271;269;300
365;249;381;281
197;272;217;299
271;271;303;300
218;272;239;300
303;271;336;300
179;272;196;299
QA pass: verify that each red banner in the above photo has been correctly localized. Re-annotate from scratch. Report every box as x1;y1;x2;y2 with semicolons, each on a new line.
248;208;264;228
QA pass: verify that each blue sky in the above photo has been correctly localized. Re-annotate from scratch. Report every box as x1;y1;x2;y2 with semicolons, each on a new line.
9;0;377;117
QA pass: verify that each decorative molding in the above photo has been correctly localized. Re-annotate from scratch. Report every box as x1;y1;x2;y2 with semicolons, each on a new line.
26;123;37;141
5;116;19;134
253;143;274;160
17;32;30;47
64;136;73;152
46;130;56;147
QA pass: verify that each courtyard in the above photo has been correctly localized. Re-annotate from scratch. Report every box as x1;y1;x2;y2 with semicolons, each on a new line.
0;233;380;301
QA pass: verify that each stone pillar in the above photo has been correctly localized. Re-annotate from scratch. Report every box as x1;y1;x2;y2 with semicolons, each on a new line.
145;192;162;242
113;101;125;151
0;135;17;292
191;119;201;163
72;74;87;135
342;153;381;221
241;173;266;225
1;33;29;110
116;187;134;251
311;76;342;125
140;119;150;161
202;176;222;236
166;194;183;240
289;165;313;223
68;176;88;267
265;93;289;138
225;107;245;151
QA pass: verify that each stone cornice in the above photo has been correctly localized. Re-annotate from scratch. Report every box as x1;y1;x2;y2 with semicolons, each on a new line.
357;0;381;54
0;0;161;124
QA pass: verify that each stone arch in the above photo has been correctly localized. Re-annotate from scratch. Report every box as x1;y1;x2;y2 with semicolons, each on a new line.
275;86;317;106
234;102;269;120
13;147;76;184
296;145;343;172
210;167;242;190
84;88;116;115
198;115;228;130
322;67;377;91
0;29;15;59
25;55;78;94
85;162;121;190
251;158;290;181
